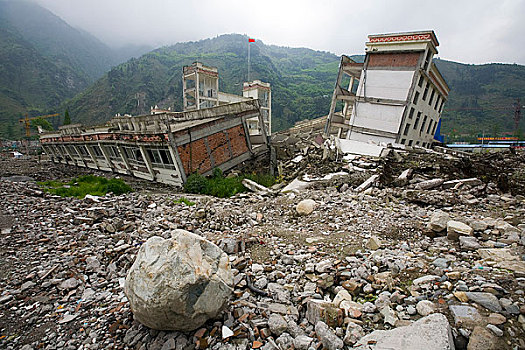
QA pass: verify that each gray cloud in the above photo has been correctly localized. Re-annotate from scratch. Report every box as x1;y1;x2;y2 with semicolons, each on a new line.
35;0;525;64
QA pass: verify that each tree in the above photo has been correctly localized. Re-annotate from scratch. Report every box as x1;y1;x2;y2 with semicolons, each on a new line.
31;118;53;132
64;109;71;125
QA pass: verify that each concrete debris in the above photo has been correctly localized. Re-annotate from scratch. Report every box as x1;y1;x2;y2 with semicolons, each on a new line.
1;149;525;350
242;179;273;195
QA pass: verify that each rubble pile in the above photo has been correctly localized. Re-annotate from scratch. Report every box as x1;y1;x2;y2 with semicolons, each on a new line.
1;150;525;350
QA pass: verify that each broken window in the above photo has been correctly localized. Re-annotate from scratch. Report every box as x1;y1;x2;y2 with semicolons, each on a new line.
91;145;104;159
427;120;433;134
418;76;424;88
401;139;406;144
76;145;89;157
413;91;420;105
423;50;433;70
145;147;175;169
105;145;121;161
408;140;413;146
403;124;411;136
123;146;144;166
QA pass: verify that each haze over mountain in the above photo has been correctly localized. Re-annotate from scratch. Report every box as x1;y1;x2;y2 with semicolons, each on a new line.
0;0;151;138
0;1;523;141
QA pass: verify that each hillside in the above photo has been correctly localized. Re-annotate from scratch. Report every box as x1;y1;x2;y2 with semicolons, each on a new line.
434;59;525;138
0;1;151;139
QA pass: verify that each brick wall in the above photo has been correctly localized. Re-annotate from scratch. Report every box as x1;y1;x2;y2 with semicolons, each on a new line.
177;125;249;176
368;52;421;68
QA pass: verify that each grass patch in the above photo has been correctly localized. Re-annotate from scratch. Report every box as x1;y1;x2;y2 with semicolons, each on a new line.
174;197;196;206
38;175;132;198
184;168;276;198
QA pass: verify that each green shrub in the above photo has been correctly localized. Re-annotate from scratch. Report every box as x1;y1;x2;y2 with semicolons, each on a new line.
184;173;209;194
183;169;276;198
174;197;195;206
38;175;132;198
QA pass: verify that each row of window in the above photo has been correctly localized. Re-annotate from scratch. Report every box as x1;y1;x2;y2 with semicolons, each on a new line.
414;76;445;113
399;139;430;148
49;144;175;170
404;108;438;137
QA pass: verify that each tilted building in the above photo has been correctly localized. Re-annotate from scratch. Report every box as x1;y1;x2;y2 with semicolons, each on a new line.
325;30;450;149
40;101;269;186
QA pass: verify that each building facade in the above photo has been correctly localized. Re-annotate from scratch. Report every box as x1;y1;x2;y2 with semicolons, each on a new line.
325;30;450;148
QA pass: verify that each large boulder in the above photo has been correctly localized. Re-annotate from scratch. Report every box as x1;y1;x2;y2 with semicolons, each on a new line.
124;230;233;331
353;313;455;350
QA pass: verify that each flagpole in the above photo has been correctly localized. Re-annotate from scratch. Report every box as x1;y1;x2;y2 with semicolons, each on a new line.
248;39;251;82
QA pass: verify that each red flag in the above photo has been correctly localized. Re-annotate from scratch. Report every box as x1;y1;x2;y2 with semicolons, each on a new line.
248;38;255;43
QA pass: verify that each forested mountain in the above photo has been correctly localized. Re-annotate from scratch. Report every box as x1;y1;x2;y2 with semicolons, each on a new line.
0;1;151;139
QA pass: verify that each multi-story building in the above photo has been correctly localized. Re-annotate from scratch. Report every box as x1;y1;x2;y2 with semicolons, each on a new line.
183;62;271;136
325;30;450;148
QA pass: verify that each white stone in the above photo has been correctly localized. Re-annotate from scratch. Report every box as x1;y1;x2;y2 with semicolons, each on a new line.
296;199;316;215
416;300;436;316
124;230;233;331
447;220;473;240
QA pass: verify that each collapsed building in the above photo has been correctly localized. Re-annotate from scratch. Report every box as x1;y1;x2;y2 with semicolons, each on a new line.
325;30;450;152
40;101;269;186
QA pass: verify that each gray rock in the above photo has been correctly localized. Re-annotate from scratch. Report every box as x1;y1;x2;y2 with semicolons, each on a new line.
315;321;344;350
353;313;455;350
268;313;288;336
429;211;450;232
293;335;313;350
124;230;233;331
343;322;364;346
465;292;502;312
467;326;497;350
459;236;481;250
416;300;436;316
449;305;482;329
486;324;503;337
276;332;294;349
296;199;316;215
432;258;449;268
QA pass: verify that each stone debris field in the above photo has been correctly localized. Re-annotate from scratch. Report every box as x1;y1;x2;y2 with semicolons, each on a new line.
1;146;525;350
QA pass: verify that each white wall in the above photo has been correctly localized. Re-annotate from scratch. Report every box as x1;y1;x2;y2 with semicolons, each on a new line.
351;103;404;134
356;70;414;101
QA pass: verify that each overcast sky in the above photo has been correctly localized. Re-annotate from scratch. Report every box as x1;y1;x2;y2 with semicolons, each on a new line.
35;0;525;65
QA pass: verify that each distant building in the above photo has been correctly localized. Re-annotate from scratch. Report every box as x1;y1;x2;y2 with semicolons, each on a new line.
325;30;450;149
183;62;271;136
